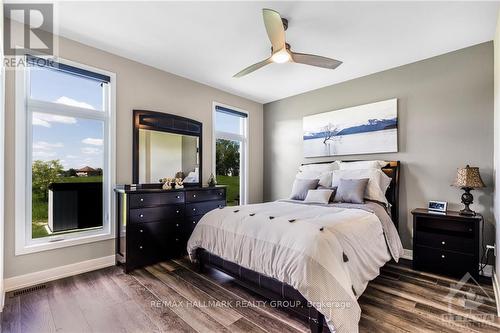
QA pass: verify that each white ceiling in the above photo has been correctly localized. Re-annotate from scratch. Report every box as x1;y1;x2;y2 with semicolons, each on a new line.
52;1;500;103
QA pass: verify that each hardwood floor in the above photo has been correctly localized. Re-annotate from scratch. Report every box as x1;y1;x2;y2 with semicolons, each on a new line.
1;259;497;333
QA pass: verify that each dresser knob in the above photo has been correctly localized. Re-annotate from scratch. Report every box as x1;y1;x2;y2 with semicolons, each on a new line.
468;228;472;232
139;214;144;218
139;229;143;233
441;255;445;259
193;194;197;198
176;224;179;227
193;208;196;211
176;195;180;199
441;241;446;245
218;205;223;208
219;192;222;196
192;221;196;224
140;198;144;202
175;238;179;242
139;246;143;249
176;210;180;213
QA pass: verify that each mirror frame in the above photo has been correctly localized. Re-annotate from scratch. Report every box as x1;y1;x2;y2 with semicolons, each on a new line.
132;109;202;187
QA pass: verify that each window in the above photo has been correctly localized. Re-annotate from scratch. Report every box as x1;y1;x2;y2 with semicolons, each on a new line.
213;103;248;206
15;56;116;254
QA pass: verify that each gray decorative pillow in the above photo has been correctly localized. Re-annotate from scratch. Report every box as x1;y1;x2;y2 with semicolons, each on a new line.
290;179;320;200
316;185;338;202
334;178;369;204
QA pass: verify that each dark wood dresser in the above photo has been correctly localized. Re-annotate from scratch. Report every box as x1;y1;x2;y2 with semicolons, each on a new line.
115;185;226;272
412;208;481;279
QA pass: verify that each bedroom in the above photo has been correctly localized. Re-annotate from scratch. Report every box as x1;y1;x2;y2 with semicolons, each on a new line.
0;1;499;332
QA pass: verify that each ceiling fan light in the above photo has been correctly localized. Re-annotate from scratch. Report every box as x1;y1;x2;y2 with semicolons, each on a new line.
271;49;291;63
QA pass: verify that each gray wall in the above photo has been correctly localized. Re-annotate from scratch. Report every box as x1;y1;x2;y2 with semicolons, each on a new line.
4;31;263;278
494;13;500;280
264;42;494;250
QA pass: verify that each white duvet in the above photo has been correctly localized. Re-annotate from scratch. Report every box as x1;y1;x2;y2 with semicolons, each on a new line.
187;201;403;333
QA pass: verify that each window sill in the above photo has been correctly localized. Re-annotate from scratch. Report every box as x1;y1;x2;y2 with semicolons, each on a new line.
15;230;115;256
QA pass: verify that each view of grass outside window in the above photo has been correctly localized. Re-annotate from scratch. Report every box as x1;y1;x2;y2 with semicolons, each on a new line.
216;139;240;206
28;59;109;240
214;106;247;206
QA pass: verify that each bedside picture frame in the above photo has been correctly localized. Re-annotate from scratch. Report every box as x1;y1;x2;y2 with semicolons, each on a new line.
428;200;447;213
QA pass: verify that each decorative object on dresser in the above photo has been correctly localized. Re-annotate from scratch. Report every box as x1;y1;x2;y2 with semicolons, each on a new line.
428;200;447;213
302;99;398;157
207;173;217;187
115;184;226;272
412;208;481;279
452;165;486;216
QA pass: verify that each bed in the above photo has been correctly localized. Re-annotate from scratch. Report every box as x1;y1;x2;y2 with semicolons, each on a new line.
187;161;403;333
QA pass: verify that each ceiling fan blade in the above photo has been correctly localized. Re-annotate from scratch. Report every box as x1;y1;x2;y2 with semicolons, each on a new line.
262;8;286;52
291;52;342;70
233;58;272;78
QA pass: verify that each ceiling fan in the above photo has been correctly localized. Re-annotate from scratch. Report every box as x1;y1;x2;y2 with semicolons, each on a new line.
233;8;342;78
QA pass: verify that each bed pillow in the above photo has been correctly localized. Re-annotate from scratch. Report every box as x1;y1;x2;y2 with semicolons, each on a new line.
338;160;388;170
304;189;334;204
316;185;338;202
334;178;369;204
295;170;332;188
298;161;339;173
332;169;391;205
290;179;320;200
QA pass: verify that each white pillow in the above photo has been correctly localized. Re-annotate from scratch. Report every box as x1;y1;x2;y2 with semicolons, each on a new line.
304;189;334;204
339;160;388;170
331;169;391;205
296;170;332;188
299;161;339;173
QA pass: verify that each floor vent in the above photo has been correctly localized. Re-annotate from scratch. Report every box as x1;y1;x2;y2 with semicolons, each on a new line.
11;284;47;297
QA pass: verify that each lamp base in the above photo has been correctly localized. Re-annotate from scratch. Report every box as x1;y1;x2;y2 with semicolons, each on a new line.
459;187;476;216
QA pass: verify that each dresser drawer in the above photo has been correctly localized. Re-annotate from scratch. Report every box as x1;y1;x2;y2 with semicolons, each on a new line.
185;189;226;202
130;205;184;223
414;245;476;278
416;230;474;254
186;200;225;216
129;192;184;208
184;214;204;235
127;222;171;269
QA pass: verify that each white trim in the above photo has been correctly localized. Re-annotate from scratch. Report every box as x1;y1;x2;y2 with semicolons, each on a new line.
212;101;249;204
401;248;413;260
15;56;117;255
401;248;493;277
492;271;500;316
4;255;116;292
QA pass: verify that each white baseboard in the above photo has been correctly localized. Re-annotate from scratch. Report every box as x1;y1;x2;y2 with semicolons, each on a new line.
493;271;500;316
400;248;492;277
4;255;116;292
401;248;413;260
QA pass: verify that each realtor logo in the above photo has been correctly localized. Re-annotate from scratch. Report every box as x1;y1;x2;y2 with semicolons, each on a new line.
3;3;54;56
442;273;495;328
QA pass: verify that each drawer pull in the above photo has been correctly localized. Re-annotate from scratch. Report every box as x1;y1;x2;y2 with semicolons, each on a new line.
139;214;144;218
140;198;144;202
468;228;472;232
219;192;223;196
139;229;143;233
139;246;143;249
176;195;180;199
193;208;196;211
441;254;445;259
176;224;179;227
175;238;179;242
441;241;446;245
193;194;197;198
218;205;223;208
176;210;180;214
192;221;196;224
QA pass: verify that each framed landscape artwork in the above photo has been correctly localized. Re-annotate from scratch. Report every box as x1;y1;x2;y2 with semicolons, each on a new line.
303;98;398;157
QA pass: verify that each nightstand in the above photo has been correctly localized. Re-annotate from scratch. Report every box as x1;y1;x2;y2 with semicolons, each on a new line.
411;208;481;279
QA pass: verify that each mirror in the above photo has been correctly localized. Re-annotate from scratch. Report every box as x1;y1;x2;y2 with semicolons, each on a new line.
138;129;199;184
133;110;203;186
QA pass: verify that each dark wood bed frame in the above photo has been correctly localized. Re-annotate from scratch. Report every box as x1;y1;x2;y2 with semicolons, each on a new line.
196;161;400;333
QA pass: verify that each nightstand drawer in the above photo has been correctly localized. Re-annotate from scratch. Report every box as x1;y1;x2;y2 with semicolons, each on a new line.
414;246;476;278
416;230;474;254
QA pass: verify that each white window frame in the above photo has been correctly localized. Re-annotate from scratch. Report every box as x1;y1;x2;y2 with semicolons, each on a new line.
212;102;248;205
15;56;116;255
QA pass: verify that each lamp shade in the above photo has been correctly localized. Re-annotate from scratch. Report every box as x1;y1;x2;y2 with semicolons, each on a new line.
452;165;486;189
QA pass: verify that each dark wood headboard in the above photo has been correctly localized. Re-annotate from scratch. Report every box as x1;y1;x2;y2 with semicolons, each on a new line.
300;160;400;229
